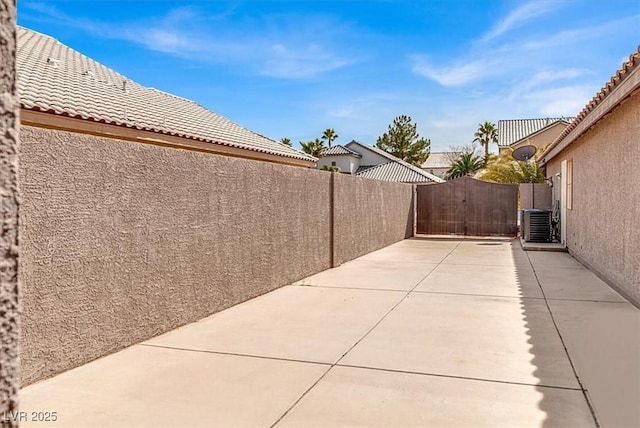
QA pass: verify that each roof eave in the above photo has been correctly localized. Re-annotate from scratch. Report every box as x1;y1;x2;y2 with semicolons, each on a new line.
21;108;317;168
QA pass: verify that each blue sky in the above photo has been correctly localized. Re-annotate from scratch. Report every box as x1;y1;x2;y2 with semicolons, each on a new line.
17;1;640;152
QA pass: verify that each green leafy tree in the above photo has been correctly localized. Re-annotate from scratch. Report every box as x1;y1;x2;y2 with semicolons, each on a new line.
473;121;498;165
481;149;545;184
376;115;430;167
445;152;484;180
320;165;341;172
321;128;338;148
280;137;292;146
300;138;326;157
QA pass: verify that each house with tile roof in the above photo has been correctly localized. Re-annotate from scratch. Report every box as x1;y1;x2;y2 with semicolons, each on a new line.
318;145;363;174
420;152;458;180
317;140;444;183
539;45;640;309
497;117;573;155
16;27;315;168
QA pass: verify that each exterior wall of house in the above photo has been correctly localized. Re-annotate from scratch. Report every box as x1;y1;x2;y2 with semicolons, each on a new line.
0;2;21;422
333;174;414;266
511;123;567;154
317;155;359;174
347;144;389;167
545;90;640;306
19;125;414;385
423;166;448;180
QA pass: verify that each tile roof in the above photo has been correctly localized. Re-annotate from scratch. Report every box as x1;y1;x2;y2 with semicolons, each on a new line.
541;45;640;161
497;118;573;147
346;141;444;183
323;145;362;157
421;152;455;169
354;162;439;183
16;27;315;163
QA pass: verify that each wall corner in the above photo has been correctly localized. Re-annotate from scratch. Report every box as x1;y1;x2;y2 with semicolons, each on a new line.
0;0;21;424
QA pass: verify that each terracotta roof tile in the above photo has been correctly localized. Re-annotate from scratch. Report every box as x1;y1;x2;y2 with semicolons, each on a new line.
17;27;315;163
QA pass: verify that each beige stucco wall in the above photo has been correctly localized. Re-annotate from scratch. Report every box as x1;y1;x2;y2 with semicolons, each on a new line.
19;125;415;385
520;183;552;210
333;174;413;266
545;90;640;306
500;123;567;155
0;1;21;423
19;126;333;385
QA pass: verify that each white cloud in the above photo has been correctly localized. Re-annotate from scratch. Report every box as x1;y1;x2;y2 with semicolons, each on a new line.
22;3;359;79
480;1;564;43
523;85;596;116
410;56;494;87
260;43;353;79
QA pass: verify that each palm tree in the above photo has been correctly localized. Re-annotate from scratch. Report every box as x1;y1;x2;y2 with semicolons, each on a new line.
445;152;484;180
321;128;338;148
299;138;326;157
280;137;292;146
320;165;341;172
473;121;498;165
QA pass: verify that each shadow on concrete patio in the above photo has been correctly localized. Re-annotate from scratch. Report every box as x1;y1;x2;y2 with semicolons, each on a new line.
515;244;640;428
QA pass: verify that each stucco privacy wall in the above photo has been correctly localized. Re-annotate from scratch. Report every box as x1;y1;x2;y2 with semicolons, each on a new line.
19;126;333;385
19;125;415;385
545;90;640;306
520;184;552;210
333;174;413;266
0;0;21;424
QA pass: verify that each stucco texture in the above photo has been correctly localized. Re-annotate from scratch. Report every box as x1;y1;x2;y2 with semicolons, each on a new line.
520;183;552;210
333;174;413;266
19;126;333;385
545;90;640;306
0;0;21;424
19;125;416;385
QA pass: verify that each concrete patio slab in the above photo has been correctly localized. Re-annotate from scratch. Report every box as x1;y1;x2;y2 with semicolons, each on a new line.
527;251;584;269
533;266;628;302
340;292;579;388
20;345;328;428
547;299;640;428
415;263;544;298
276;366;595;428
20;237;632;428
295;259;438;291
144;285;405;364
357;243;453;263
392;237;462;249
440;249;522;267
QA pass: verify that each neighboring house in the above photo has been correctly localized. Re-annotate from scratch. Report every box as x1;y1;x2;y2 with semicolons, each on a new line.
317;140;444;183
16;27;315;168
539;46;640;308
497;117;573;155
421;152;457;179
319;145;362;174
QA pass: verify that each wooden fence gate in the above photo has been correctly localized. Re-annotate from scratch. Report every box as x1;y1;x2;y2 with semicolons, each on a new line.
416;176;518;236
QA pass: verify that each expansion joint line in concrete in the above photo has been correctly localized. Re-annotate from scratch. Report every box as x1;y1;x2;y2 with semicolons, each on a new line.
137;343;331;367
271;239;464;427
334;363;584;391
525;252;601;428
